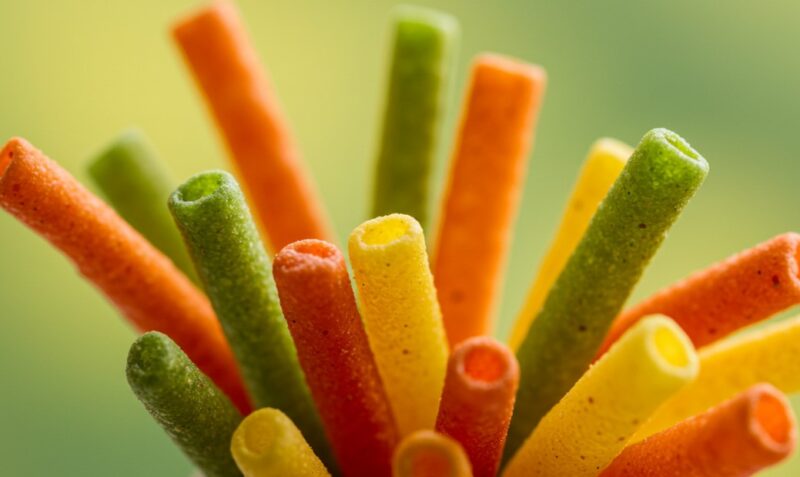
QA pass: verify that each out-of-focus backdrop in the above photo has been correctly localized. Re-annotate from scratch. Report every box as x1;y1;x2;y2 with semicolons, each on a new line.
0;0;798;475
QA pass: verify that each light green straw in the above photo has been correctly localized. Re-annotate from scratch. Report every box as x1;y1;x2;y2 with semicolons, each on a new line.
168;170;335;471
370;6;458;228
504;128;709;462
87;130;198;283
126;331;242;477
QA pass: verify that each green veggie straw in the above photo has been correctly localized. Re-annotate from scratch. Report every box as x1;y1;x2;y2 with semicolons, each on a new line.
168;170;334;471
87;129;198;283
126;331;242;477
504;128;709;461
370;6;458;227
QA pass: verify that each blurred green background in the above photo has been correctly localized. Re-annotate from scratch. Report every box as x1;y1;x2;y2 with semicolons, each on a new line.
0;0;798;475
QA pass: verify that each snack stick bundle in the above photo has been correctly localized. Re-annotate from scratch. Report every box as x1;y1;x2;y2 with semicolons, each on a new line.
273;239;399;477
509;138;632;350
433;54;547;347
600;384;797;477
0;138;249;413
169;171;332;466
371;6;458;228
507;128;709;459
502;316;699;477
231;408;331;477
636;314;800;440
349;213;449;436
393;430;473;477
598;232;800;357
435;337;519;477
173;1;333;252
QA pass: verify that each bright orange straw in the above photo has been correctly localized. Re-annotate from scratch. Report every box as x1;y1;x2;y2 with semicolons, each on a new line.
173;1;333;252
597;232;800;358
433;54;546;346
0;138;249;413
435;337;518;477
600;384;797;476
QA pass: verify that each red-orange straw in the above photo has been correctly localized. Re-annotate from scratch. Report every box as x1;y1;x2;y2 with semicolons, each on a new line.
435;337;518;477
0;138;249;413
600;383;797;476
597;233;800;359
272;239;399;477
173;1;333;252
433;54;546;347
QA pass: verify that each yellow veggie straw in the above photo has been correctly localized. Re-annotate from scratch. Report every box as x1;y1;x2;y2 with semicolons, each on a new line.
393;430;473;477
231;408;331;477
349;213;449;435
635;314;800;441
502;315;698;477
508;138;631;349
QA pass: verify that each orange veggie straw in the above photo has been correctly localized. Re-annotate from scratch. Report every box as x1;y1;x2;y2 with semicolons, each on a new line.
433;54;546;347
393;430;473;477
597;232;800;358
599;383;797;477
173;1;333;252
272;239;399;477
0;138;249;413
435;337;518;477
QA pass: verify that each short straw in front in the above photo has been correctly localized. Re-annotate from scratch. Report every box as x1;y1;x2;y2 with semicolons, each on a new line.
370;6;458;228
126;332;243;477
597;232;800;358
231;408;331;477
435;337;519;477
600;383;797;477
508;138;631;350
349;213;448;436
87;129;198;283
273;239;399;477
635;314;800;440
172;1;333;252
0;138;249;413
392;430;473;477
169;170;332;467
502;316;698;477
506;128;708;460
433;54;546;347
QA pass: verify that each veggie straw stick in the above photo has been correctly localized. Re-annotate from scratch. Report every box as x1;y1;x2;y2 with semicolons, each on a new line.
169;171;333;468
0;138;249;413
231;408;331;477
87;129;198;283
126;332;242;477
506;128;708;460
349;213;448;435
502;316;699;477
597;232;800;358
600;384;797;477
635;314;800;440
433;54;546;347
273;240;399;477
435;337;518;477
173;1;333;252
393;430;473;477
508;138;631;349
370;6;458;227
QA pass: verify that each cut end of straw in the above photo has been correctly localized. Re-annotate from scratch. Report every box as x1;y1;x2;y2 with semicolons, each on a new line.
274;239;343;275
355;213;420;247
749;385;797;454
456;336;519;389
643;315;698;378
474;53;547;86
172;170;234;205
393;431;471;477
125;331;179;391
648;128;706;166
172;0;233;40
0;137;30;179
236;409;283;456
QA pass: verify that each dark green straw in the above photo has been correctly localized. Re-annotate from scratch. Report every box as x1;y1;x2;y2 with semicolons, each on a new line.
87;130;198;283
370;6;458;228
504;128;709;462
126;331;242;477
168;170;335;471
